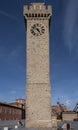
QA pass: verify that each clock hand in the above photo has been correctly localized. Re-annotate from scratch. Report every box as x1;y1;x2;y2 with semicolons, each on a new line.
36;28;40;34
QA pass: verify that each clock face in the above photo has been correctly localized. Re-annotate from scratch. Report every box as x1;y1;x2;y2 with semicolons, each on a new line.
30;23;45;36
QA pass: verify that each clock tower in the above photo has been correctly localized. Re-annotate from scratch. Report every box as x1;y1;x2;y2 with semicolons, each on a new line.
23;3;52;128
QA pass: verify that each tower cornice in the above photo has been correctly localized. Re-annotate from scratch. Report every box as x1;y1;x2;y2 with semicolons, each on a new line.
23;3;52;20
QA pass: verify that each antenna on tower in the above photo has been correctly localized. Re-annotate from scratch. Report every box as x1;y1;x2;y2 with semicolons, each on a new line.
57;98;60;105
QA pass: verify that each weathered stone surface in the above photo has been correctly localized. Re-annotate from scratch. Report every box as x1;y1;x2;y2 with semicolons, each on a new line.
23;3;53;128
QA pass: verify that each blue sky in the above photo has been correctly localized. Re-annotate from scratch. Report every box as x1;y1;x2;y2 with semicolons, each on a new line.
0;0;78;110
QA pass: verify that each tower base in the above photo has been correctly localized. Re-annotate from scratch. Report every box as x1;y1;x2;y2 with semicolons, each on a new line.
25;120;52;128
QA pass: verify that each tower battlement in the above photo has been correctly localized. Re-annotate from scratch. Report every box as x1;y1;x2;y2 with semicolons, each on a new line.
23;3;52;20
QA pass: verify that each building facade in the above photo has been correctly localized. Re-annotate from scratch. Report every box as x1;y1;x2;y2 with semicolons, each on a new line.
9;99;25;109
62;112;78;121
23;3;52;127
52;104;69;120
0;102;25;120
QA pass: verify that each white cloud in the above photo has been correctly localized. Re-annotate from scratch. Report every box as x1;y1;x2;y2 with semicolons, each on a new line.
66;100;72;106
0;10;18;21
10;90;17;94
6;46;22;63
63;0;78;53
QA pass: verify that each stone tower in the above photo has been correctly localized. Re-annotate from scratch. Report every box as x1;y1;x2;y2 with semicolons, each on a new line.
23;3;52;128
